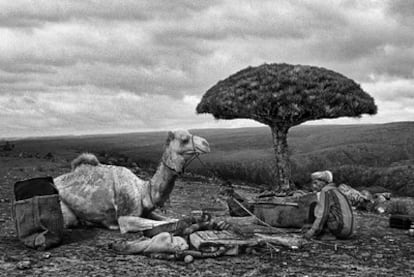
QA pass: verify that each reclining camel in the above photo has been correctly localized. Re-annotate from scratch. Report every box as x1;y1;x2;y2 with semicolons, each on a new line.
54;130;210;233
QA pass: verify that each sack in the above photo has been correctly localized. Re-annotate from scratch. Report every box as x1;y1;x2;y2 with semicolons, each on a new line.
111;232;189;254
12;177;64;250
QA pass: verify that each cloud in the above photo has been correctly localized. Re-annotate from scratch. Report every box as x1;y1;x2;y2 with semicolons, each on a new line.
363;78;414;101
386;0;414;26
0;1;219;28
0;89;209;137
0;0;413;137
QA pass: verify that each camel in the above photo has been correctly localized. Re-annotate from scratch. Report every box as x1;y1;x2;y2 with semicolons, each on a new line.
54;130;210;233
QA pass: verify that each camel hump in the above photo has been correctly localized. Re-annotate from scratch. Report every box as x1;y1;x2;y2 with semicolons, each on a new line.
71;153;101;171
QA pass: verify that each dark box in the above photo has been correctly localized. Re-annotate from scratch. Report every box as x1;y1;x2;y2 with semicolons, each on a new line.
389;214;413;229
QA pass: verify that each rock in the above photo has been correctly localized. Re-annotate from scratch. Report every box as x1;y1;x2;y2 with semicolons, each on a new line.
301;252;310;258
0;262;15;271
360;252;370;260
2;255;19;262
16;261;32;270
184;255;194;263
44;152;54;160
373;254;383;259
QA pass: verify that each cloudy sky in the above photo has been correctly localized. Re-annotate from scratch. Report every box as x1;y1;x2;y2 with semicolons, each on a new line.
1;0;413;138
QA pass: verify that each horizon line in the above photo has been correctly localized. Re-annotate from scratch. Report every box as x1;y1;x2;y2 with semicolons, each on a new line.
1;121;413;141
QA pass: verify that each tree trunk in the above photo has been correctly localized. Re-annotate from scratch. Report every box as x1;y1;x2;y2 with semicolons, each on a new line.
270;125;292;191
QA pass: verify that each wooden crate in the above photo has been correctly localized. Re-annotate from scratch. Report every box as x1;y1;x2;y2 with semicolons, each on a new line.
253;193;318;228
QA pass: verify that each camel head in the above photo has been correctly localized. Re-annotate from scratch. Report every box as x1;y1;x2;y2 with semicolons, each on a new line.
162;130;210;173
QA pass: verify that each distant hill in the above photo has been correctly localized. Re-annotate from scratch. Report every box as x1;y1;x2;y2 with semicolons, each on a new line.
7;122;414;196
193;122;414;195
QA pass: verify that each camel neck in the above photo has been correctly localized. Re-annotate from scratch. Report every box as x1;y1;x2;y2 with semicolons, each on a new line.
149;161;180;207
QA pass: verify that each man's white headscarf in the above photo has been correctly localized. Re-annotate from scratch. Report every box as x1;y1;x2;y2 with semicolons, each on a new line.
311;170;333;183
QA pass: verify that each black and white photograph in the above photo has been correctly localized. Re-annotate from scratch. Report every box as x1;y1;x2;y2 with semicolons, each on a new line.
0;1;413;276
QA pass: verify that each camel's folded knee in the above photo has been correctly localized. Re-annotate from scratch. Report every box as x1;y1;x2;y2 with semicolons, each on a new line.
60;201;79;228
102;220;120;231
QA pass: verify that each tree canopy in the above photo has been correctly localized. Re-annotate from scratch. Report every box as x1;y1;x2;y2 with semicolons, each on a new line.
196;63;377;129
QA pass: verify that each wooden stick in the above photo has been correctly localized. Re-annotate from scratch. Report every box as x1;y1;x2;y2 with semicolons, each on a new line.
254;201;299;207
255;233;305;248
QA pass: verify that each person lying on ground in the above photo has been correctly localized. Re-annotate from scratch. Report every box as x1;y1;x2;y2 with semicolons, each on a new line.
304;170;354;240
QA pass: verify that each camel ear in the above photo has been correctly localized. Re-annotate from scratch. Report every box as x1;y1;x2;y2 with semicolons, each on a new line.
166;131;175;145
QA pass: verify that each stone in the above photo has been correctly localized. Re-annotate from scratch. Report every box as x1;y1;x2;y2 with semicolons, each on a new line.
373;254;383;259
0;262;15;271
16;261;32;270
184;255;194;263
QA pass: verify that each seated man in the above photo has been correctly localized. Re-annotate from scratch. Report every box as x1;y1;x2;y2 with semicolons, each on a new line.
304;170;354;240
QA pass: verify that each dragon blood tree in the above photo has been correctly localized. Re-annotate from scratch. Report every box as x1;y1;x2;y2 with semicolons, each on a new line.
196;63;377;191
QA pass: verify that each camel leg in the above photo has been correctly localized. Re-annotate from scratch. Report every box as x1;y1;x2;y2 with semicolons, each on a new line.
102;220;120;231
60;201;79;228
118;216;176;234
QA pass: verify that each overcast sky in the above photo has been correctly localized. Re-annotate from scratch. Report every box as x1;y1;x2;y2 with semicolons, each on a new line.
1;0;413;138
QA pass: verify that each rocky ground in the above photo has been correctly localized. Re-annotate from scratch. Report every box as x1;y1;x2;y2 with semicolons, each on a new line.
1;154;414;277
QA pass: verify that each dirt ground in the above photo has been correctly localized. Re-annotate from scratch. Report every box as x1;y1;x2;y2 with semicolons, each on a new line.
1;154;413;277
